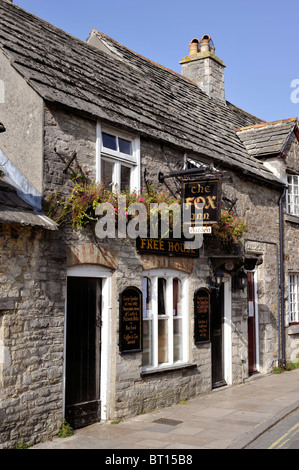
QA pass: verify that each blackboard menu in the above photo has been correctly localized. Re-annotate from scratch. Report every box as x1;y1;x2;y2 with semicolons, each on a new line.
194;288;210;344
119;287;143;353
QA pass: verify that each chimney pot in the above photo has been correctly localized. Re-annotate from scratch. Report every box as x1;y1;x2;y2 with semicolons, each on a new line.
189;38;199;55
200;34;212;53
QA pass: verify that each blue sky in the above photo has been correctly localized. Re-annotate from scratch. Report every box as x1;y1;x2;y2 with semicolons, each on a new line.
16;0;299;123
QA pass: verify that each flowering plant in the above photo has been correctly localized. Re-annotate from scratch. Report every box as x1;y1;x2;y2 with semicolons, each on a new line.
212;210;248;246
50;181;181;232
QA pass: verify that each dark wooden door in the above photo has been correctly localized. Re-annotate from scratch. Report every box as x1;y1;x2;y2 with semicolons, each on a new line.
65;277;102;429
247;272;257;375
211;284;226;388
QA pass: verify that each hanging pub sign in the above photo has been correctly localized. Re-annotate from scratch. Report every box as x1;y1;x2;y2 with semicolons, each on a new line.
194;288;210;344
183;178;222;225
119;286;143;354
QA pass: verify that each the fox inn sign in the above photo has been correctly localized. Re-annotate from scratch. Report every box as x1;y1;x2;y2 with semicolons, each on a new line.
182;178;222;225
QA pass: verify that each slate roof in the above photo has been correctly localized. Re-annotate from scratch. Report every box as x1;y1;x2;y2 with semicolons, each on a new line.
0;178;57;230
0;0;288;187
235;118;298;158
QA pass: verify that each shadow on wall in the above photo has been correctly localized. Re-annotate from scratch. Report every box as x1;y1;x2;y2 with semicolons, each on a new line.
256;303;279;374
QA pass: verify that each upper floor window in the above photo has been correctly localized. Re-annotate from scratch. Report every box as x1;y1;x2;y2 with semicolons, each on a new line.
289;274;299;323
287;174;299;216
97;123;140;193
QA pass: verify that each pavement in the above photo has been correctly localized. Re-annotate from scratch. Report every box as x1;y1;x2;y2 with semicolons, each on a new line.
31;368;299;450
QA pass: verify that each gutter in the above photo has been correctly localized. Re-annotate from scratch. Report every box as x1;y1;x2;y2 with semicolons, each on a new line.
242;169;286;189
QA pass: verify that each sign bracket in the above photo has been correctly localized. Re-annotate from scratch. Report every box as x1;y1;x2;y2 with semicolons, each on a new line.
158;164;216;183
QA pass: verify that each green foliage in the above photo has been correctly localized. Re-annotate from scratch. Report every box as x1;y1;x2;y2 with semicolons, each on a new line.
273;361;299;374
57;419;74;438
44;180;181;232
286;361;299;371
42;191;69;226
15;439;32;449
212;210;248;247
43;178;249;247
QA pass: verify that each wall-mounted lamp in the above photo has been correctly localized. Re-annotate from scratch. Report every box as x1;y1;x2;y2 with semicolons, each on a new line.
0;123;6;133
209;268;224;291
233;269;247;291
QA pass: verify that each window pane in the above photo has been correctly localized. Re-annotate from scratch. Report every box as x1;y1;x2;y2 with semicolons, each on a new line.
102;132;117;151
142;319;153;367
173;318;183;362
101;160;114;190
173;278;182;316
145;278;152;314
119;137;132;155
142;275;188;370
158;278;166;315
288;174;299;215
158;319;168;364
120;165;131;192
289;275;299;323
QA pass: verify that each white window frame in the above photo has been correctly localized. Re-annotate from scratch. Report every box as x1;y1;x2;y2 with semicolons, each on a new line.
96;122;140;193
287;174;299;216
289;274;299;323
141;269;189;373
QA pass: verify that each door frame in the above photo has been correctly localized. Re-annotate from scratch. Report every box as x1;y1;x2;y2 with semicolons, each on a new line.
64;264;112;421
223;278;232;386
210;277;232;387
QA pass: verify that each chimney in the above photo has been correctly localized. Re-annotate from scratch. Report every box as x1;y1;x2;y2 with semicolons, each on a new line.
180;34;226;103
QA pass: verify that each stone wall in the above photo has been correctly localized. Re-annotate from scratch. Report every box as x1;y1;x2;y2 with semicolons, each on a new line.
284;135;299;362
251;134;299;364
0;224;66;449
285;214;299;362
41;103;284;422
180;54;225;102
0;52;44;193
43;105;97;198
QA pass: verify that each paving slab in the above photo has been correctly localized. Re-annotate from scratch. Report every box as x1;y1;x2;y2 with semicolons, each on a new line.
31;369;299;450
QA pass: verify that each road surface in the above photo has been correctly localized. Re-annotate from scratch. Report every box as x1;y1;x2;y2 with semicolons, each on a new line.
247;408;299;449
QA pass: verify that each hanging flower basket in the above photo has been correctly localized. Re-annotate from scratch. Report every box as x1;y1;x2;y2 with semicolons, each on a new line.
211;210;248;248
45;181;181;235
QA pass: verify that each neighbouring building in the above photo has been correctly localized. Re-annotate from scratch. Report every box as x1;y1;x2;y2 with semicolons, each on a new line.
0;0;298;448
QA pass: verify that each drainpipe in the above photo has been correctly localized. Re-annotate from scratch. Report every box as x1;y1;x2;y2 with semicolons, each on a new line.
279;188;286;368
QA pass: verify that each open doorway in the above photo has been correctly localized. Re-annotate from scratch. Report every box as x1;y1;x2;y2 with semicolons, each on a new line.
210;279;232;388
64;265;111;428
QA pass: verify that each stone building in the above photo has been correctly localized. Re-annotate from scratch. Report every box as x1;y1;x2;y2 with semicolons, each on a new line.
0;0;298;448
